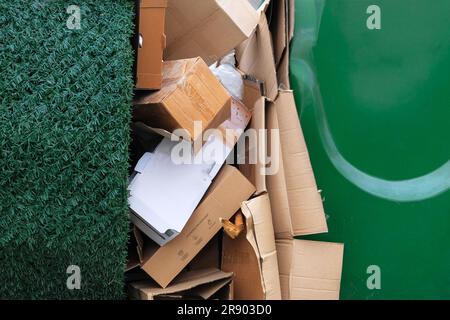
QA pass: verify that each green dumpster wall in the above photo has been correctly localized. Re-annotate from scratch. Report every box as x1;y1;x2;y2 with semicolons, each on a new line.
290;0;450;299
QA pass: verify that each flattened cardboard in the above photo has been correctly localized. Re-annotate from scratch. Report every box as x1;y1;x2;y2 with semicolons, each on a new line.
165;0;259;65
133;57;231;144
279;0;295;89
276;240;344;300
141;165;255;288
238;101;267;196
269;0;287;67
236;13;278;101
266;90;328;238
135;0;167;90
238;79;267;195
129;268;233;300
222;194;281;300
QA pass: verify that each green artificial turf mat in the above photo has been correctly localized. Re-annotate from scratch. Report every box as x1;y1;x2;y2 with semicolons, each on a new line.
0;0;134;299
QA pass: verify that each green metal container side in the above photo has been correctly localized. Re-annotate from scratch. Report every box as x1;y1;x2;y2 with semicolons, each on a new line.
290;0;450;299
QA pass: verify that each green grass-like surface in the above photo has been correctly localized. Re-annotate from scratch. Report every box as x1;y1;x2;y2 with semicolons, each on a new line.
0;1;134;299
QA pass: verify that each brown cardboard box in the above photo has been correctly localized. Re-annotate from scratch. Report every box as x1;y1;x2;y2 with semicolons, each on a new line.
133;57;232;144
135;0;167;90
140;165;255;288
129;268;233;300
266;90;328;238
276;240;344;300
222;194;282;300
164;0;259;65
236;13;278;101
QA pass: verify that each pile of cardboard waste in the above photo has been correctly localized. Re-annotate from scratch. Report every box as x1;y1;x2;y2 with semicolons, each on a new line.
126;0;344;300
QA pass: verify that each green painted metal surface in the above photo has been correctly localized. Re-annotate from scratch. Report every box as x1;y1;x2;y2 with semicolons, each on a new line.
290;0;450;299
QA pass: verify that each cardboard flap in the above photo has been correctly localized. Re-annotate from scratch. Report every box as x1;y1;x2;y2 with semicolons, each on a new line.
222;194;281;300
236;13;278;101
165;0;259;64
241;194;281;300
267;90;328;238
217;0;259;37
276;240;344;300
130;268;232;300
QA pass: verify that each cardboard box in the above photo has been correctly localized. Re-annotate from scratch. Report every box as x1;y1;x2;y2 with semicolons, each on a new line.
140;165;255;288
129;268;233;300
129;99;251;246
222;193;282;300
134;0;167;90
266;90;328;238
164;0;259;65
276;240;344;300
133;57;232;144
236;13;278;101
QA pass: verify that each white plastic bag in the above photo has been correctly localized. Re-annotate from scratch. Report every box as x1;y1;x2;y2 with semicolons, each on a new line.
210;51;244;101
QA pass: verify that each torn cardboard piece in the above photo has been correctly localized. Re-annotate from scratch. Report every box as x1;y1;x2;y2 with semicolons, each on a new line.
165;0;259;65
134;0;167;90
222;193;282;300
129;99;251;246
133;57;231;145
129;268;233;300
266;90;328;238
276;240;344;300
140;165;255;288
236;12;278;101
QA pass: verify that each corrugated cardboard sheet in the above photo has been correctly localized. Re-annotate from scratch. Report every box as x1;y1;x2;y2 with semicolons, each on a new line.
276;240;344;300
267;90;328;238
236;12;278;101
